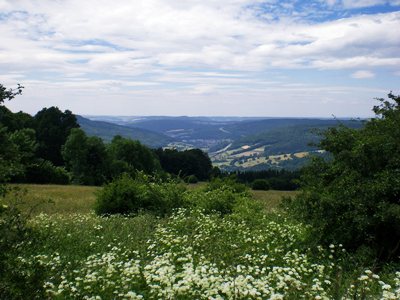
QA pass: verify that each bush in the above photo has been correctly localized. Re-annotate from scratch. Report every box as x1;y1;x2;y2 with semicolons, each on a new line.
184;178;253;215
95;173;186;216
185;188;233;215
285;93;400;261
0;189;46;299
205;177;248;194
252;179;270;190
24;160;70;184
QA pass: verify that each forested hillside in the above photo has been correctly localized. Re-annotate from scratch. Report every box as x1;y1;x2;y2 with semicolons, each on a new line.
77;116;173;148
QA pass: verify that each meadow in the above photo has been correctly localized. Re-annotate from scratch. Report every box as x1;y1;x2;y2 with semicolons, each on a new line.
8;184;294;215
3;184;400;299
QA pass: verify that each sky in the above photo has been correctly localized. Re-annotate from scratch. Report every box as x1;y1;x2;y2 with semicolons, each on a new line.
1;0;399;117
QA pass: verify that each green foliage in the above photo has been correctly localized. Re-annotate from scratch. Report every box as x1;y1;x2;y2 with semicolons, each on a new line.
34;106;79;166
182;177;253;215
185;186;250;215
14;208;400;299
0;126;24;185
24;160;70;184
109;136;161;176
95;173;186;216
155;148;213;180
205;176;249;194
2;183;400;299
285;93;400;261
0;106;35;132
9;128;37;164
252;179;270;190
3;127;70;185
0;83;23;105
0;189;45;299
63;128;110;185
96;172;254;217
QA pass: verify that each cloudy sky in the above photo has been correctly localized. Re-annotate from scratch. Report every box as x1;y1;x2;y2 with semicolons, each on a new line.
1;0;399;117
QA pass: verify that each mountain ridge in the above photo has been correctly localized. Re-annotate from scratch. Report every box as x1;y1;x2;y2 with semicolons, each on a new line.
81;115;363;171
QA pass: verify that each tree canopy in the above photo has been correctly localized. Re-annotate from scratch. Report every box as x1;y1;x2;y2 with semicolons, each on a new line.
155;148;213;181
34;107;79;166
62;128;110;185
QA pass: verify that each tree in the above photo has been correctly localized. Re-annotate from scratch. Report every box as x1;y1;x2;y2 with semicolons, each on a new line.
181;149;213;180
286;93;400;261
0;84;25;192
0;106;34;133
252;179;270;191
155;148;213;180
0;84;23;105
108;136;160;176
34;107;79;166
0;126;23;192
63;128;110;185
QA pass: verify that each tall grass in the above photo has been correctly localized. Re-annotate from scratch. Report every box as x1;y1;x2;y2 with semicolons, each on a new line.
5;184;99;215
2;184;399;299
7;183;297;215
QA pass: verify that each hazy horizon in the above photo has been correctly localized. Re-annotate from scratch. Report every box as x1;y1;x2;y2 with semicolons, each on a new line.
83;114;363;120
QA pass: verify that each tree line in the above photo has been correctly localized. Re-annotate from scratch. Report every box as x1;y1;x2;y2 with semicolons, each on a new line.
0;84;214;186
232;169;300;190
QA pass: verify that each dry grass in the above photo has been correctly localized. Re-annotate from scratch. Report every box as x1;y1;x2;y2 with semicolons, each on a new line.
186;182;208;190
251;190;298;212
5;184;100;215
4;183;297;216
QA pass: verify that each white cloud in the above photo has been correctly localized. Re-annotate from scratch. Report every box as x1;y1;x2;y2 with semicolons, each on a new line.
343;0;386;8
342;0;400;8
313;57;400;69
351;70;376;78
0;0;399;116
1;1;399;74
325;0;339;6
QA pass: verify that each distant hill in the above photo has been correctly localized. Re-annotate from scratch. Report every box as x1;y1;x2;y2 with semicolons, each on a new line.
82;115;364;170
122;117;362;141
124;118;235;140
77;116;173;148
229;119;363;154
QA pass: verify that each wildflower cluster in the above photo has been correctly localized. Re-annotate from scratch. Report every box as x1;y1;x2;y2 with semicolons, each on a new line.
16;209;399;299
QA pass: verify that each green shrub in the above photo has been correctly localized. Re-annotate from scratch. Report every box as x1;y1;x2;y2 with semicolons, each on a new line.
252;179;270;190
185;184;253;215
284;93;400;261
205;177;248;194
0;189;46;299
24;160;70;184
95;173;186;216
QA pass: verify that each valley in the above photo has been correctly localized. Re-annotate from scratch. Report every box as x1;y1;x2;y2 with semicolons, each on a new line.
82;115;359;171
